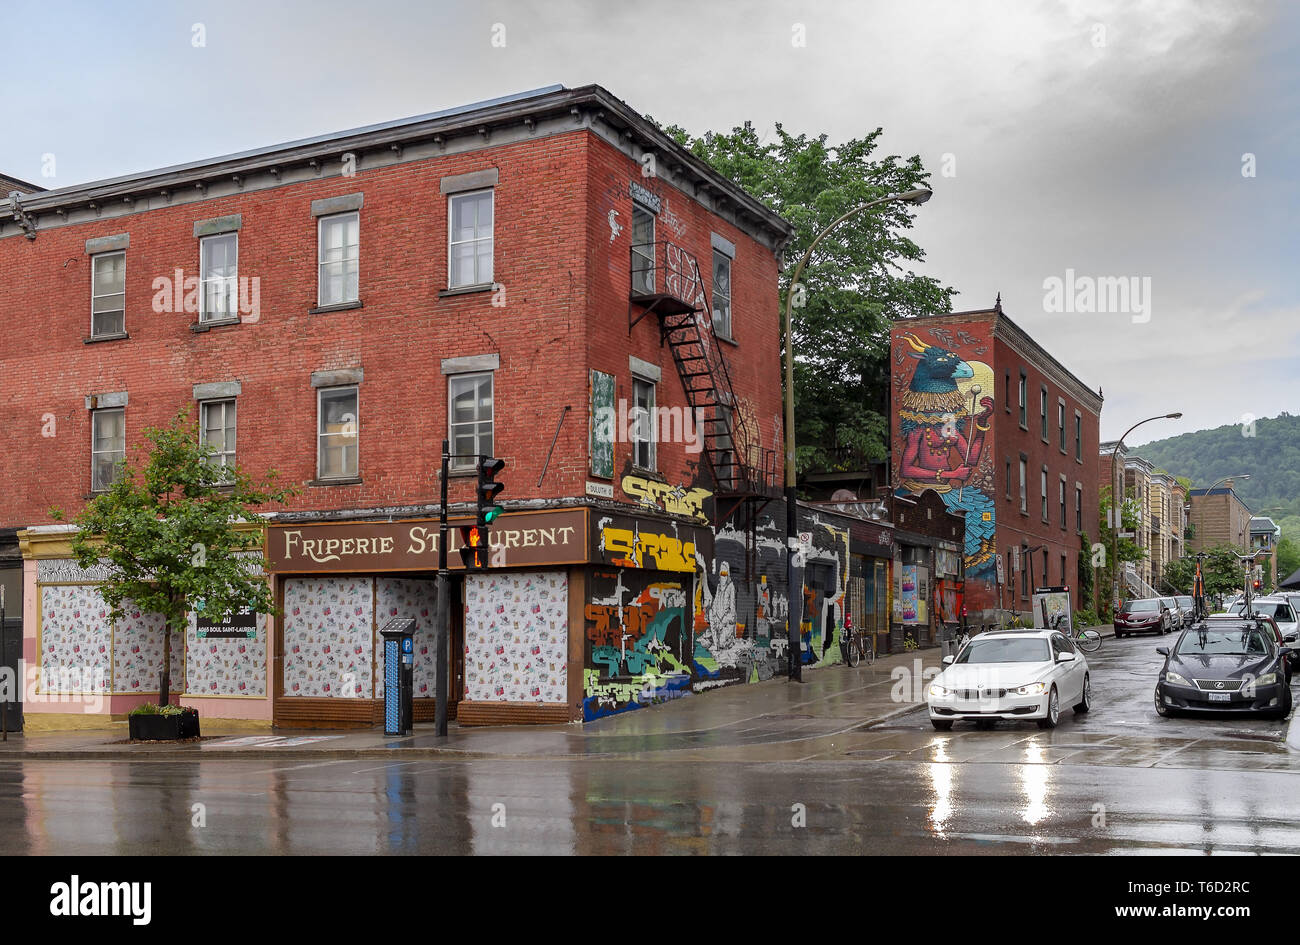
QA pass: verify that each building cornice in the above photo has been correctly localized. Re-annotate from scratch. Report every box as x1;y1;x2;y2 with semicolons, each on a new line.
0;84;793;253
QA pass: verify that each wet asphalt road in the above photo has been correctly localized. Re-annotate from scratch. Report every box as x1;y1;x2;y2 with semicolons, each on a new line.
2;632;1297;855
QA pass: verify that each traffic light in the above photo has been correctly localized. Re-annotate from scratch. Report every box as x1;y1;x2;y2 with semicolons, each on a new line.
476;455;505;528
458;525;488;570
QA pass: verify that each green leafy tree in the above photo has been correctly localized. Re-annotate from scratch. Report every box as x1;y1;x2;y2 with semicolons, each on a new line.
52;409;295;705
660;120;955;475
1277;536;1300;585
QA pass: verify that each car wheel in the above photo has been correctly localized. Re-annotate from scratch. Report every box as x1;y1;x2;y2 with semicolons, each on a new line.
931;719;953;731
1073;674;1091;713
1154;690;1172;717
1269;689;1293;721
1036;687;1060;729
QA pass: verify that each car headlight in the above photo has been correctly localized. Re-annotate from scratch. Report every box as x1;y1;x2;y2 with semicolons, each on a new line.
1013;682;1047;695
1256;673;1278;686
928;684;950;697
1164;671;1190;686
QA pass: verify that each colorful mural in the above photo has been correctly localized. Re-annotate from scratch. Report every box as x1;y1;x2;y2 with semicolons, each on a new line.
892;326;998;585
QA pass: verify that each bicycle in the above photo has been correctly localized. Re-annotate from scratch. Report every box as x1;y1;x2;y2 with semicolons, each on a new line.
1050;612;1102;653
841;620;875;667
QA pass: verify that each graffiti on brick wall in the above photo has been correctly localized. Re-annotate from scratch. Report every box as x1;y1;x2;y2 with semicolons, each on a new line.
597;516;697;572
621;474;711;523
584;568;692;720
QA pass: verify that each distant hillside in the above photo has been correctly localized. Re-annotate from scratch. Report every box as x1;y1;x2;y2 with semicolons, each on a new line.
1130;413;1300;542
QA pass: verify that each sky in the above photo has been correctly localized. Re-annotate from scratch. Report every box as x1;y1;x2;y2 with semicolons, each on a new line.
4;0;1296;447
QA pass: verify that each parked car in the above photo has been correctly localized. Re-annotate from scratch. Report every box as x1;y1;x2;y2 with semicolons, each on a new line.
1230;597;1299;645
1176;595;1196;626
1163;596;1188;630
928;629;1090;730
1114;598;1172;637
1154;616;1293;719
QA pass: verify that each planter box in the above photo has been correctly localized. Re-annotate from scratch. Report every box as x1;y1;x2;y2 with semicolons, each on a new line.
128;711;201;741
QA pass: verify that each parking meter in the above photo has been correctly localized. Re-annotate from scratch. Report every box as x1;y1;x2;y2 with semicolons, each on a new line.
379;617;416;736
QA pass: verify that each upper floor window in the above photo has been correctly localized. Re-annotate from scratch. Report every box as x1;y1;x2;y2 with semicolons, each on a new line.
630;204;655;295
449;372;494;471
317;386;358;480
1041;466;1049;521
318;212;360;306
448;189;493;288
632;377;656;471
1074;412;1082;461
712;250;732;340
1058;401;1066;451
200;400;237;479
91;252;126;337
1076;484;1083;532
1059;477;1067;529
1040;386;1049;440
91;407;125;491
1019;457;1027;513
200;233;238;322
1018;371;1027;428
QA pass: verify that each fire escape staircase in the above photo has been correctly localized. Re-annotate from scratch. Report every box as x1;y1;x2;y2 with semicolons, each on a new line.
628;240;778;526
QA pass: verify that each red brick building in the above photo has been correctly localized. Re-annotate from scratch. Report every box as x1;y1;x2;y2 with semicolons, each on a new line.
2;85;894;729
890;301;1103;626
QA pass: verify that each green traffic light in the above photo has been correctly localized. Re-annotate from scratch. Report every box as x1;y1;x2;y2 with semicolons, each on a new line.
484;506;503;524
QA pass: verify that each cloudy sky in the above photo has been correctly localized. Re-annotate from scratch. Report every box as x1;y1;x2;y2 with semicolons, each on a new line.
6;0;1296;446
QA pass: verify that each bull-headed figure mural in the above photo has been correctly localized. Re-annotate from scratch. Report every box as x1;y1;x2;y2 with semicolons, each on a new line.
894;330;997;581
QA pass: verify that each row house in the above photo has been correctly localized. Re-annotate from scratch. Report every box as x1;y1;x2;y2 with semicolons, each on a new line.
889;300;1103;625
1;84;888;730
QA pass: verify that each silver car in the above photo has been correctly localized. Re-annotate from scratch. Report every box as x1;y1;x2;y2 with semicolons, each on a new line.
1232;597;1300;646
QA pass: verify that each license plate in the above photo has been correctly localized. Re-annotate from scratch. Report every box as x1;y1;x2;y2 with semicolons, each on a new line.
1208;692;1231;702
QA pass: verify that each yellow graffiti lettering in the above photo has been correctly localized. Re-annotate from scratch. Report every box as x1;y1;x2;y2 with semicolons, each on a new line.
621;475;712;522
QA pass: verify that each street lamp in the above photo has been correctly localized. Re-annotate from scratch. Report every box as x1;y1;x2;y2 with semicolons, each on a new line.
1110;412;1181;614
782;188;933;681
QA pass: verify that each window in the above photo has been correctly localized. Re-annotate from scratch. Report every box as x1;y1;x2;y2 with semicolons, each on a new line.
1058;401;1066;451
91;252;126;337
1019;458;1027;513
1018;371;1027;428
1040;386;1048;440
1061;553;1068;585
1076;484;1083;532
1041;466;1049;521
448;189;493;288
1059;477;1066;529
1005;458;1012;499
632;377;656;471
318;212;360;306
317;386;359;480
200;400;237;478
200;233;238;322
630;204;655;295
91;407;125;491
449;372;493;470
712;249;732;339
1004;371;1011;412
1074;412;1082;461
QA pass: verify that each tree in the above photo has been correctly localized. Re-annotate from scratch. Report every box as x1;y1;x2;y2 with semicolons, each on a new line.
52;409;295;705
660;121;955;475
1277;536;1300;585
1097;485;1145;617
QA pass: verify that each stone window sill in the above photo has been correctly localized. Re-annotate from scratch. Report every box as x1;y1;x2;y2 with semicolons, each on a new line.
309;300;363;315
191;317;243;333
84;331;130;344
438;283;494;299
307;477;362;487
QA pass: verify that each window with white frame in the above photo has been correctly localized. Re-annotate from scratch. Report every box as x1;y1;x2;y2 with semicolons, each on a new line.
1041;466;1049;520
712;249;732;339
448;189;493;288
200;233;238;322
317;386;359;480
1059;476;1067;529
91;252;126;337
91;407;125;491
632;377;656;471
630;204;655;295
1019;457;1027;513
449;372;494;470
318;212;360;306
200;400;237;478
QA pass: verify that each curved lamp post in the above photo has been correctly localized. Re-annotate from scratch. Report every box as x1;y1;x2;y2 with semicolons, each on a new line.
1110;412;1182;612
782;188;932;681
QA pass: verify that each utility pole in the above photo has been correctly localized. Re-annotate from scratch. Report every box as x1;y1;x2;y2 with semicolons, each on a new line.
434;439;450;737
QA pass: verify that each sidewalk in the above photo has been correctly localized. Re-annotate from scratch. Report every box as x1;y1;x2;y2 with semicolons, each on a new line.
0;646;945;762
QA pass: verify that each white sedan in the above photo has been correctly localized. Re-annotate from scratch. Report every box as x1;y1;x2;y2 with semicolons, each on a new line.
927;629;1091;731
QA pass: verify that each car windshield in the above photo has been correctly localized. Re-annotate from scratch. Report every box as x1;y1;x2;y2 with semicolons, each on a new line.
1125;599;1159;612
1231;602;1296;622
1177;597;1193;607
1176;628;1273;657
955;637;1050;663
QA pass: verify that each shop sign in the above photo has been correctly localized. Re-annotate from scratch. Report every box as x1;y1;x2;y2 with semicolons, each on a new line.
196;603;257;639
265;509;588;573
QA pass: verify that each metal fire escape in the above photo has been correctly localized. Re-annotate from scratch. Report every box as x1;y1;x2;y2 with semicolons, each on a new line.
628;239;778;526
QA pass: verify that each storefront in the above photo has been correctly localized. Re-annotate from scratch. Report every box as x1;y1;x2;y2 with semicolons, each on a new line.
263;508;588;727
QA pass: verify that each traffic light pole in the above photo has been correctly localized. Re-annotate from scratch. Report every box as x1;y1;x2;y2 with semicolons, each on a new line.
434;439;450;737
